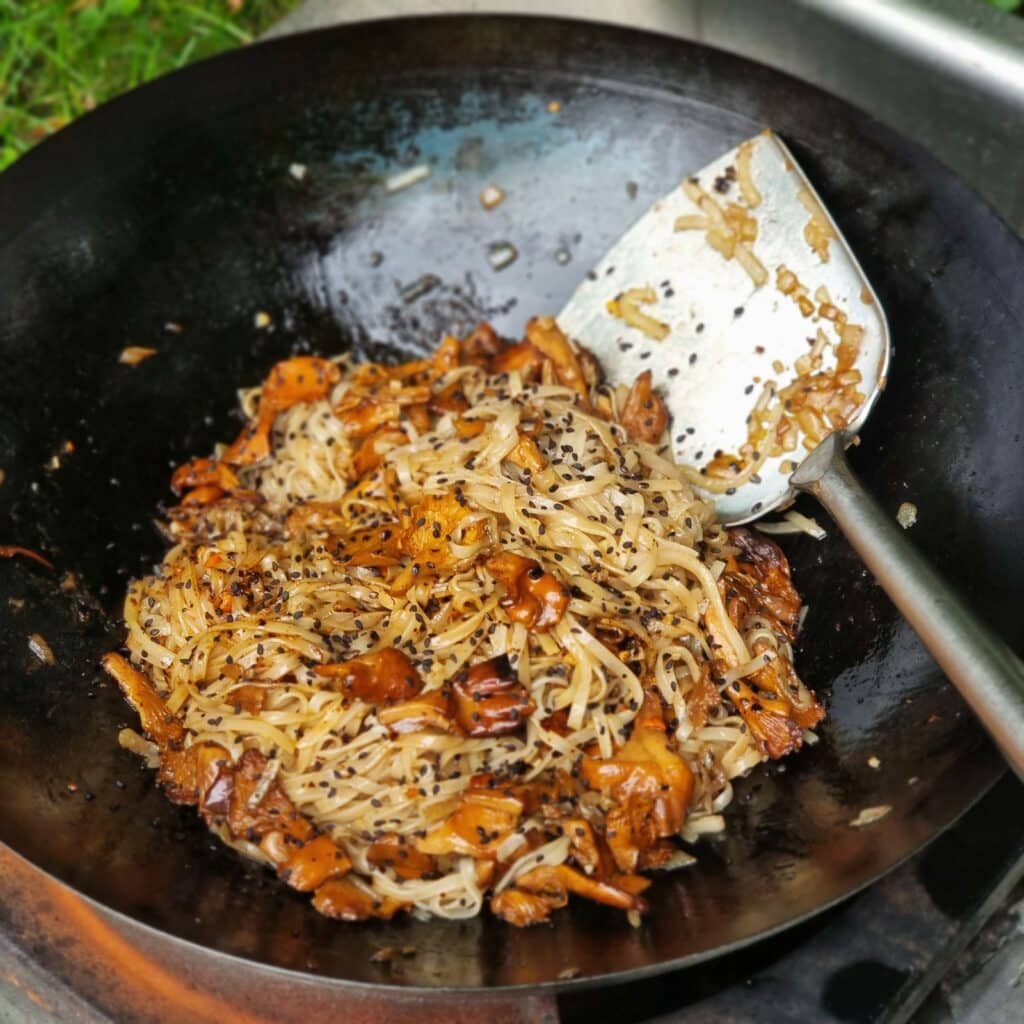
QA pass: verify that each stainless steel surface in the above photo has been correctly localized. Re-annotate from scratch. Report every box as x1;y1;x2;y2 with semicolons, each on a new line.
913;880;1024;1024
557;130;888;523
268;0;1024;236
793;435;1024;781
902;851;1024;1023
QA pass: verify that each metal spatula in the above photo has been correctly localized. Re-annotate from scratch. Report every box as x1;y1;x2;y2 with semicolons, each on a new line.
557;131;1024;778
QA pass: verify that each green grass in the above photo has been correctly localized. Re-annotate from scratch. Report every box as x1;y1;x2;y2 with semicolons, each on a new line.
0;0;301;171
4;0;1019;174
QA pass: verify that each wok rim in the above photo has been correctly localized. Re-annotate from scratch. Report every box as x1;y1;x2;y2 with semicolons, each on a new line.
0;763;1005;995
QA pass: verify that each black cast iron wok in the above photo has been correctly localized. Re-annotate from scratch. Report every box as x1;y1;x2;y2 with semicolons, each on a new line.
0;15;1021;991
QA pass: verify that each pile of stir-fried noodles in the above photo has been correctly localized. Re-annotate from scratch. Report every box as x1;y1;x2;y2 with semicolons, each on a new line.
104;317;824;926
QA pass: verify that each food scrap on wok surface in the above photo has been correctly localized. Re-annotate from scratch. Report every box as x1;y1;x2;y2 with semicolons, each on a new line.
103;317;823;926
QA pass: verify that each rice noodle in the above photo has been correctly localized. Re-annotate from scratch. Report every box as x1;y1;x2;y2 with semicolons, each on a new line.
757;510;827;540
494;836;572;895
606;286;670;340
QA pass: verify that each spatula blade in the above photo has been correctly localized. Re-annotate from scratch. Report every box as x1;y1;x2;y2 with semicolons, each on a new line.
557;130;889;524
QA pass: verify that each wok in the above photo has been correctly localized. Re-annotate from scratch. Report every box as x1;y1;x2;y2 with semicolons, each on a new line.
0;15;1021;991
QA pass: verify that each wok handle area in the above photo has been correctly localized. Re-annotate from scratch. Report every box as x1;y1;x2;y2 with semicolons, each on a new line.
792;435;1024;780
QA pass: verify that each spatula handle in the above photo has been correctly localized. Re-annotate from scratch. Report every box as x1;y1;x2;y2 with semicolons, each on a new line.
792;435;1024;780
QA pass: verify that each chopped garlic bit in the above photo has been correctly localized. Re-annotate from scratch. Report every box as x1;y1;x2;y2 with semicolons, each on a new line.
400;274;441;302
799;188;837;262
119;346;157;366
487;242;518;271
897;502;917;529
28;632;55;665
547;100;561;113
288;162;308;181
386;164;430;193
606;286;670;341
677;177;766;287
254;311;273;329
867;756;881;769
850;805;891;828
735;139;762;208
480;185;505;210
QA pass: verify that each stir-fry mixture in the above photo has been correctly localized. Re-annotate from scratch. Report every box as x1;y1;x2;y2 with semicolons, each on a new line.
104;317;823;925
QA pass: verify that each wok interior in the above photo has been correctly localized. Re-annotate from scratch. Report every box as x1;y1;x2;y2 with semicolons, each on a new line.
0;16;1018;988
